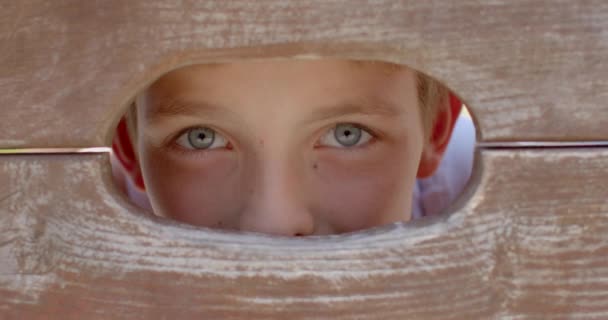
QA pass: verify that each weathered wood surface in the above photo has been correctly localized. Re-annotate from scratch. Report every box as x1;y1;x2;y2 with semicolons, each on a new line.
1;149;607;319
2;0;608;319
1;0;608;148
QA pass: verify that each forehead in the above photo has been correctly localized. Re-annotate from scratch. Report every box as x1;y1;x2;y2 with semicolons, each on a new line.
146;59;408;93
136;59;419;127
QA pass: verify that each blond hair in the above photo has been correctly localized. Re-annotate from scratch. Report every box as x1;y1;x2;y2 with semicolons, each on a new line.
416;72;450;141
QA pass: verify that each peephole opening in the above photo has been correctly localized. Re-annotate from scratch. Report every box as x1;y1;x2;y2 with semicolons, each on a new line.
110;59;476;236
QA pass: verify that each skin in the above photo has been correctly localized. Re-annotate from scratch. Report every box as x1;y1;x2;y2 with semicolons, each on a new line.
134;59;453;236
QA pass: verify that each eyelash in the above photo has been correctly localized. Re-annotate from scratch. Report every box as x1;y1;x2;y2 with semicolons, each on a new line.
167;122;380;154
315;123;378;150
165;126;232;155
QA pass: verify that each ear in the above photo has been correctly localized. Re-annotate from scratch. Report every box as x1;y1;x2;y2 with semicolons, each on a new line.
112;116;146;191
416;93;462;178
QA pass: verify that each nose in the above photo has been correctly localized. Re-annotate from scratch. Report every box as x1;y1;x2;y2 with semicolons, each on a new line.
238;159;315;237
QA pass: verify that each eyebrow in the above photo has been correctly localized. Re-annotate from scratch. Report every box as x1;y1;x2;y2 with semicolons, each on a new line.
145;98;236;124
145;96;403;126
302;98;404;125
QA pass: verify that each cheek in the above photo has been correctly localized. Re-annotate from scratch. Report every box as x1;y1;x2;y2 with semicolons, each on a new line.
312;148;418;233
139;147;242;228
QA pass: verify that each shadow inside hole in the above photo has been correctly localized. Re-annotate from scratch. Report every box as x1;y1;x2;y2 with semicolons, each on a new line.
109;58;476;236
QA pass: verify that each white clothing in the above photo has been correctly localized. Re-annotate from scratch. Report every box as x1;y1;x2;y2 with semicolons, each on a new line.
411;113;476;219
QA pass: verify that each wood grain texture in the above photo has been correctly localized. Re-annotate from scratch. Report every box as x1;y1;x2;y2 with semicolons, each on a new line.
1;0;608;148
2;1;608;319
1;149;607;319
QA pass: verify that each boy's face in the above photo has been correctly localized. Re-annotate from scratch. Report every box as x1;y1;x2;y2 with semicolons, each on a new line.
135;59;427;236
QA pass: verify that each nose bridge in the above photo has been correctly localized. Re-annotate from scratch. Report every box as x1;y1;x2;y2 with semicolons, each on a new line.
240;151;314;236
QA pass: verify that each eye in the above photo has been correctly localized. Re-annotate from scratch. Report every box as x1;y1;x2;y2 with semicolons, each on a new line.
175;127;229;150
318;123;373;148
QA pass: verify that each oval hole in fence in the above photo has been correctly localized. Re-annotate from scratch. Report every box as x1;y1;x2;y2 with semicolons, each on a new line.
109;58;476;236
